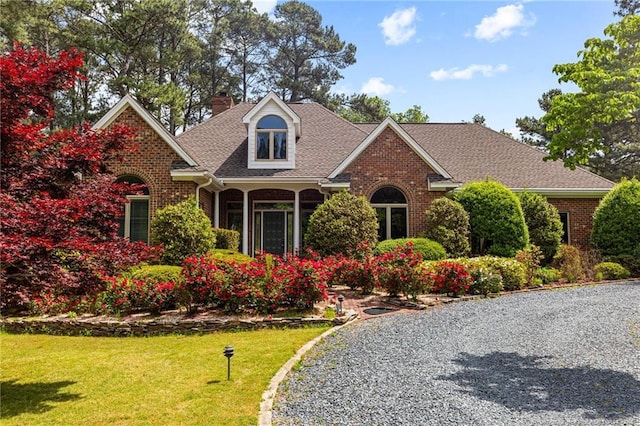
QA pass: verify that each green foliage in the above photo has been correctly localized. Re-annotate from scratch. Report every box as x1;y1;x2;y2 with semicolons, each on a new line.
470;256;527;291
468;268;504;295
552;245;585;283
454;180;529;257
304;191;378;256
543;15;640;177
209;249;254;264
515;245;544;286
594;262;631;280
375;238;447;260
212;228;240;251
423;197;471;257
591;178;640;259
517;191;563;264
127;265;184;285
536;267;561;284
150;197;216;265
265;1;356;102
390;104;429;123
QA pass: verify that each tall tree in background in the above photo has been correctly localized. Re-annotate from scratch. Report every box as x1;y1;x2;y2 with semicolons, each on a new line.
542;15;640;181
615;0;639;16
391;105;429;123
516;89;562;149
263;0;356;102
0;45;154;311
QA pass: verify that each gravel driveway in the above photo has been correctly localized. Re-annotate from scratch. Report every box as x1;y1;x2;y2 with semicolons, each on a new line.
273;282;640;425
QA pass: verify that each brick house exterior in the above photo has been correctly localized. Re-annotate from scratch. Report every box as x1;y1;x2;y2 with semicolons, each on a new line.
94;93;614;255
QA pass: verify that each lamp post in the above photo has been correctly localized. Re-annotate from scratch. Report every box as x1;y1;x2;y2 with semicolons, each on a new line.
223;345;234;380
337;295;344;316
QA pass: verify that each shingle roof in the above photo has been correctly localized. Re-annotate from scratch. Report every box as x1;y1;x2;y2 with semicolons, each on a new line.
175;101;613;190
396;123;613;189
176;102;369;178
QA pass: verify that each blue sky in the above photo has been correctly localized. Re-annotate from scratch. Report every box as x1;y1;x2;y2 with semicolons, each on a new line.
254;0;618;136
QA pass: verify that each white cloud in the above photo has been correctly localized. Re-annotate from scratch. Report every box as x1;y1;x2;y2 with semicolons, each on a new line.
379;7;418;46
430;64;509;81
253;0;277;15
361;77;395;96
474;4;534;42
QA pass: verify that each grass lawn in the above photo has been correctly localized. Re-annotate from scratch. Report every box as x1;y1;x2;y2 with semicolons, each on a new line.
1;326;329;425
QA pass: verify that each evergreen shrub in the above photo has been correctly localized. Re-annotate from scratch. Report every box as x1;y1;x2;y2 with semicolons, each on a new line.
423;197;471;257
454;180;529;257
594;262;630;280
150;197;216;265
304;191;378;256
517;191;563;264
212;228;240;251
375;238;447;260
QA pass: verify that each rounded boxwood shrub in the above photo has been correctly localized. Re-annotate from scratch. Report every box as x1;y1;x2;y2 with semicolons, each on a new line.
150;196;216;265
212;228;240;251
209;249;254;264
423;197;471;257
375;238;447;260
469;268;503;295
454;180;529;257
304;190;378;257
594;262;630;280
591;178;640;269
517;191;563;265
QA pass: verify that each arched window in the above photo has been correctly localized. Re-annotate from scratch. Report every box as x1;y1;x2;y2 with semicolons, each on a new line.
256;115;287;160
115;176;150;243
371;187;408;241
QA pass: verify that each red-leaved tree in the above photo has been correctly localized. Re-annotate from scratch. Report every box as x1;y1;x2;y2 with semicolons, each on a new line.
0;44;156;312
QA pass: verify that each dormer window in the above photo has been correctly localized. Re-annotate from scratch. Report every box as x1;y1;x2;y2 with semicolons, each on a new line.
244;92;300;169
257;115;287;160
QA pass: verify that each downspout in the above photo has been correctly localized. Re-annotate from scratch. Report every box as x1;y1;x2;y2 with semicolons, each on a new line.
196;177;214;208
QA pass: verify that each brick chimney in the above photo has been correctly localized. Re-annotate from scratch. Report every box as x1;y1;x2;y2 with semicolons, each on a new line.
212;92;235;116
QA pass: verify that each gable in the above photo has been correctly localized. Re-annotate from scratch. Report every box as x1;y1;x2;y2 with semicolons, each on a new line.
329;117;452;180
93;94;197;167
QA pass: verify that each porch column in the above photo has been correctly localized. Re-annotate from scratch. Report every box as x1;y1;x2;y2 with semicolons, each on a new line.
242;189;249;255
213;191;220;228
293;190;300;254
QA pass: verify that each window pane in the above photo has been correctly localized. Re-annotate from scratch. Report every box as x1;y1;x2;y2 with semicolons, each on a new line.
257;133;270;159
129;199;149;243
274;132;287;159
390;207;407;239
376;207;387;241
559;212;569;244
117;213;125;238
257;115;286;129
371;187;406;204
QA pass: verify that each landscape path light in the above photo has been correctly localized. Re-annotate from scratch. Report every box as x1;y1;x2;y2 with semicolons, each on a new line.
223;345;234;380
337;294;344;316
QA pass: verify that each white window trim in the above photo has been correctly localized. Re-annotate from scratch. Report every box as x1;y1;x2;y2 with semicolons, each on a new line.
372;203;409;241
122;194;150;241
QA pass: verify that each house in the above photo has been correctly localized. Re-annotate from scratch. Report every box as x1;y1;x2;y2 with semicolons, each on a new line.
94;93;614;256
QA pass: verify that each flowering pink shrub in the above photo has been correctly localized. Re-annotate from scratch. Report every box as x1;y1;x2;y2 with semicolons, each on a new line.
374;243;429;299
429;260;472;296
99;275;177;314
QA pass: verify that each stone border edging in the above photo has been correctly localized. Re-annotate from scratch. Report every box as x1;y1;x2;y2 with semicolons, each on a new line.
0;312;358;337
257;309;358;426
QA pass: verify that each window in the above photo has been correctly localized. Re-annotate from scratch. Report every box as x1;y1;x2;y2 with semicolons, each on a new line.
371;187;408;241
115;176;150;243
256;115;287;160
559;212;570;244
227;202;243;245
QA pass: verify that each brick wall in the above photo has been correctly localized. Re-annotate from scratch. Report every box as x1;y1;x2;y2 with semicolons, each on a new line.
105;106;196;222
344;127;443;236
547;198;601;248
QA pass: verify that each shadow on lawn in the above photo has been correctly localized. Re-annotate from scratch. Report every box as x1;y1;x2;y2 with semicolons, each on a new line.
438;352;640;421
1;379;82;418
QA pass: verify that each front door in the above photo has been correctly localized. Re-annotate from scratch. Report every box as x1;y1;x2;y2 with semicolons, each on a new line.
254;203;294;256
262;211;286;255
